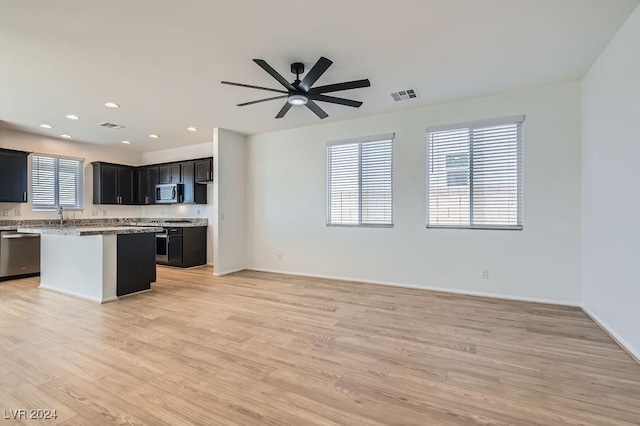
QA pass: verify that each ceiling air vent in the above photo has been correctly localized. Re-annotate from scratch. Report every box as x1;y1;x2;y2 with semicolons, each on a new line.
98;122;125;129
391;88;419;102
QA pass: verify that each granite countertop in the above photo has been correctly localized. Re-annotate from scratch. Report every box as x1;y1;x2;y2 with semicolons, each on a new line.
0;217;207;231
16;226;163;236
129;220;208;228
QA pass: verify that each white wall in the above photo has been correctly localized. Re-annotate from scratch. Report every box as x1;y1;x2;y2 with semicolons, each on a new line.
213;128;247;275
581;5;640;358
0;127;142;220
246;82;583;305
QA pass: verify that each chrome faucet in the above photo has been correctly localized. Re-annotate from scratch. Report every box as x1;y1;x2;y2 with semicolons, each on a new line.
58;206;64;226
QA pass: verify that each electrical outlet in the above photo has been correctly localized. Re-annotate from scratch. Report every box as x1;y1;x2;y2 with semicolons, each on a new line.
277;254;283;261
14;208;20;217
3;209;9;217
481;268;490;279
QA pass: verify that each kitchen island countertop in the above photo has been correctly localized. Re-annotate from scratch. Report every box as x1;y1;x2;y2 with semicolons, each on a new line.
17;226;162;236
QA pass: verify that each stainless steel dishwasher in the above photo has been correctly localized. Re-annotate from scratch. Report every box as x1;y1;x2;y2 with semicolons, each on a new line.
0;230;41;278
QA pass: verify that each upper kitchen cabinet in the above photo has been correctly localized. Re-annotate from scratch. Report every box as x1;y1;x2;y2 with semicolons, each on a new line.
136;166;159;205
92;162;135;205
180;161;207;204
0;148;29;203
195;158;213;183
159;164;181;184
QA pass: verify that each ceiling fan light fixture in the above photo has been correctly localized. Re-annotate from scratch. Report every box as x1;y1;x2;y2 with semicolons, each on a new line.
287;94;308;106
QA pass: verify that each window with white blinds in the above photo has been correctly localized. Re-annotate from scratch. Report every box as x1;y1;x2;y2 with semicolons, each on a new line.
32;154;84;211
327;134;394;226
427;116;523;230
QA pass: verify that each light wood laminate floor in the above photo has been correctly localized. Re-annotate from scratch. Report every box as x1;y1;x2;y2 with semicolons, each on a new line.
1;266;639;425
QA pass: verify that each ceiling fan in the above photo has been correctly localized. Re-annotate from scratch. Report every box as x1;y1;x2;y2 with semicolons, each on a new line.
221;57;370;119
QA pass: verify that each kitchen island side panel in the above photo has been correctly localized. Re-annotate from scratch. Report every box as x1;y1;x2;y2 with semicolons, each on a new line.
116;232;156;296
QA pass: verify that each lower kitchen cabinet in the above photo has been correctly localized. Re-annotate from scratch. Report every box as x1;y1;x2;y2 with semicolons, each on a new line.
117;232;156;296
158;226;207;268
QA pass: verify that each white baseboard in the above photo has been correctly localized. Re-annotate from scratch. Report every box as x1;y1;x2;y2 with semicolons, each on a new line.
39;284;115;304
246;267;580;307
582;306;640;365
214;267;246;277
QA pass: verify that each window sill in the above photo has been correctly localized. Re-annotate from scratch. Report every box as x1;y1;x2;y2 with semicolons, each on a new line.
427;225;523;231
327;224;394;228
32;208;85;212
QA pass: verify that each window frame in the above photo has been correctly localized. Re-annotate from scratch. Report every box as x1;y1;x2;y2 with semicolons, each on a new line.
426;115;524;231
326;133;395;228
31;153;85;212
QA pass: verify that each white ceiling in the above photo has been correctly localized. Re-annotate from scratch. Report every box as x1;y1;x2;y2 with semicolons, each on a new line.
0;0;637;152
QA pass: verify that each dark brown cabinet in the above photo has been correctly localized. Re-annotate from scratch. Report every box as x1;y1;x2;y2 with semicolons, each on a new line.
159;164;181;184
157;226;206;268
136;166;159;205
92;162;135;205
136;168;150;205
92;157;211;206
195;159;213;183
0;148;29;203
180;161;207;204
117;233;156;296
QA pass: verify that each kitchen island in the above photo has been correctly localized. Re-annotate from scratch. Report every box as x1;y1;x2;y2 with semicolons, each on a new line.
17;225;161;303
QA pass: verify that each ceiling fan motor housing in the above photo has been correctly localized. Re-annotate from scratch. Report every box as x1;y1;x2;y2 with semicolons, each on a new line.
291;62;305;76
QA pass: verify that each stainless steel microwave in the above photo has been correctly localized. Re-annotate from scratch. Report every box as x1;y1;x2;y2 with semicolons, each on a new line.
155;183;184;204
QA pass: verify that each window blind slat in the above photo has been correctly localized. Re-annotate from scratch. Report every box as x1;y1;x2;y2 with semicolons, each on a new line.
328;138;393;226
427;119;523;229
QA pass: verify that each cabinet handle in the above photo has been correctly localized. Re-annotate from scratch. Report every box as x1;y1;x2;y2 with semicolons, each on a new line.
23;192;26;202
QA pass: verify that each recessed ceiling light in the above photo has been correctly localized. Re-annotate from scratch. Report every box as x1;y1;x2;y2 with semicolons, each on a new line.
121;140;131;144
187;127;197;132
66;114;80;120
60;134;72;139
149;134;159;139
39;124;52;129
104;102;120;109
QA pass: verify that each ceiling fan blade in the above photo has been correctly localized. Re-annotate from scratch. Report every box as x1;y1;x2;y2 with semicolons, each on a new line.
275;102;292;119
305;100;328;119
309;79;371;95
298;57;333;92
221;81;288;94
237;95;288;107
311;94;362;108
253;59;296;91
